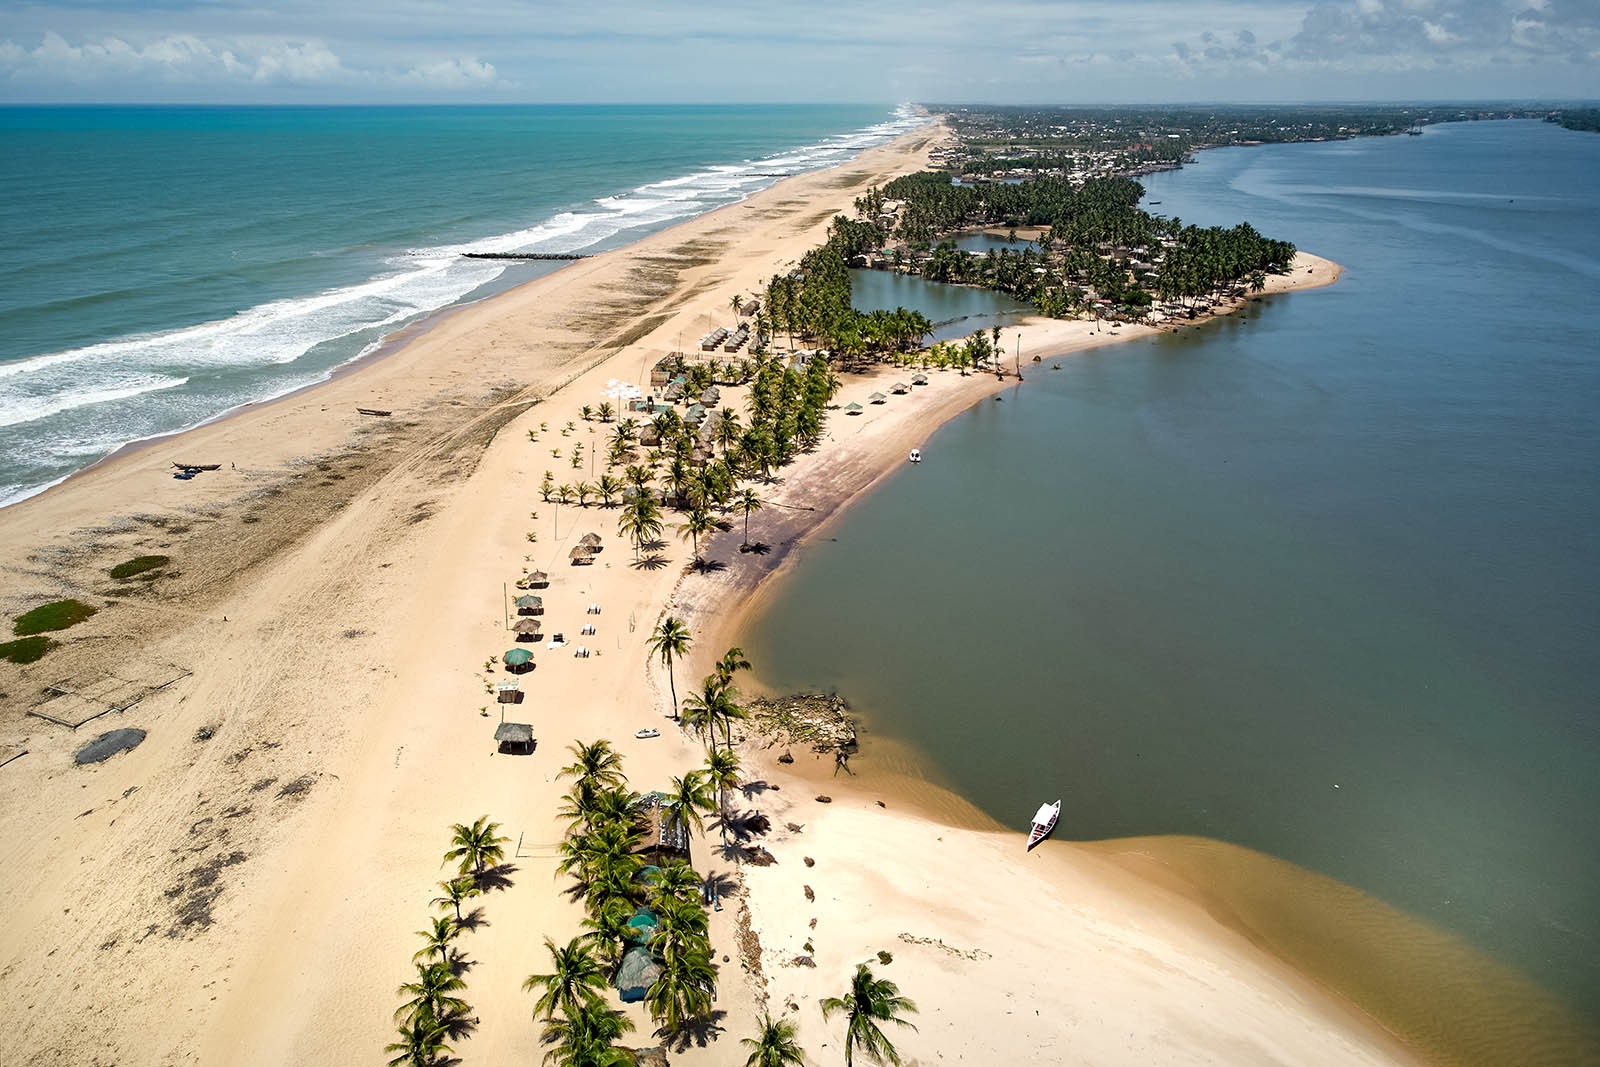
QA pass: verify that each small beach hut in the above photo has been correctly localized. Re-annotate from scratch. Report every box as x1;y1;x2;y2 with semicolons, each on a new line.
503;648;534;674
569;545;596;565
622;907;660;945
699;386;721;406
912;372;929;386
512;618;542;641
523;569;549;588
868;391;887;404
514;595;543;615
891;381;910;394
615;945;662;1003
495;679;523;704
493;721;534;755
844;402;864;415
579;532;602;548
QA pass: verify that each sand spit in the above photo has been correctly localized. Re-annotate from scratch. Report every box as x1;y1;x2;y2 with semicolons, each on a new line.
0;119;1423;1067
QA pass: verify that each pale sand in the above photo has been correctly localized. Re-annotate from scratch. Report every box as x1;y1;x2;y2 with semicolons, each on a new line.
0;120;1406;1066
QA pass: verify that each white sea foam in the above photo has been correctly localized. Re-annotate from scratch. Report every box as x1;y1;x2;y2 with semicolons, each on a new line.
0;105;928;505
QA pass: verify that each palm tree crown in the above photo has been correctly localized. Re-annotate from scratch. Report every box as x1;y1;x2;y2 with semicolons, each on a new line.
443;815;508;878
741;1011;806;1067
647;616;692;720
523;936;609;1020
820;963;918;1066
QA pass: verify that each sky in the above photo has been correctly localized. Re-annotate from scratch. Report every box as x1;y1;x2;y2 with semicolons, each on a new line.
0;0;1595;104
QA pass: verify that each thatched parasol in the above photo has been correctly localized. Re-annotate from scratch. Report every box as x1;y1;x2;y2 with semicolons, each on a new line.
514;595;543;614
524;570;549;587
579;532;602;546
845;401;864;414
503;648;534;673
512;618;542;635
869;391;887;403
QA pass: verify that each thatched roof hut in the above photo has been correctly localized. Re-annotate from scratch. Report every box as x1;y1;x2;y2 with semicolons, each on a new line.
522;569;549;588
868;391;887;403
514;595;543;615
579;532;602;547
494;721;534;754
512;618;542;635
845;401;864;414
891;382;910;394
569;545;596;565
615;946;662;1003
912;372;929;385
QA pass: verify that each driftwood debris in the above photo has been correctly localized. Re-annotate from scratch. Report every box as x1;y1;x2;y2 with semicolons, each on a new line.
355;407;393;417
172;462;221;471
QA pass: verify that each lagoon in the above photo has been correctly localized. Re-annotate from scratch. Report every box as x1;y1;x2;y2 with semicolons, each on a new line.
749;121;1600;1055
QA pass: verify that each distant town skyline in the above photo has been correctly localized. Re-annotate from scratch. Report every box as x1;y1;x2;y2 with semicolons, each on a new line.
2;0;1596;104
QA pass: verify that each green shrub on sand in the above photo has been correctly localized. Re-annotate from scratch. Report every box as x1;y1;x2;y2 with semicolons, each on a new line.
13;599;98;636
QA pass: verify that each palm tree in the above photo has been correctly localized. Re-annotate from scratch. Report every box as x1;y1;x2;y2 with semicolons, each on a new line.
644;944;717;1034
741;1012;806;1067
648;859;702;910
679;674;730;753
597;400;615;422
443;816;508;879
395;961;470;1027
560;739;626;791
385;1011;452;1067
618;491;664;563
678;506;716;563
715;646;751;685
704;748;742;849
523;936;609;1020
413;915;459;968
736;488;763;547
662;770;716;840
820;964;918;1066
432;876;480;923
596;474;622;506
541;999;636;1067
647;616;691;719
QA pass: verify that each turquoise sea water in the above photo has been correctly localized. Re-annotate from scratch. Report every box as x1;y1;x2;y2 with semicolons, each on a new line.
745;121;1600;1035
0;104;919;504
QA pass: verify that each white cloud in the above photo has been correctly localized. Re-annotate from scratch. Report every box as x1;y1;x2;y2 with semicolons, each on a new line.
0;31;504;93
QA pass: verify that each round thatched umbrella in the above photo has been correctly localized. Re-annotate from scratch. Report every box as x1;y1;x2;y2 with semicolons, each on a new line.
844;401;864;414
579;532;602;547
869;391;887;403
503;648;534;673
524;570;549;587
514;595;543;615
512;618;542;637
569;544;596;564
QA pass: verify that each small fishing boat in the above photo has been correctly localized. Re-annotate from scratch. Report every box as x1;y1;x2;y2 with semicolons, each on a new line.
1027;799;1061;850
635;728;661;740
908;448;922;463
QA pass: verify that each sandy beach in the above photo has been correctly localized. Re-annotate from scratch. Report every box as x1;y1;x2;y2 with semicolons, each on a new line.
0;120;1408;1066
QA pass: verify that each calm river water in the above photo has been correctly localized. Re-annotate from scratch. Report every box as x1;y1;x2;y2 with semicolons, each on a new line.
744;120;1600;1060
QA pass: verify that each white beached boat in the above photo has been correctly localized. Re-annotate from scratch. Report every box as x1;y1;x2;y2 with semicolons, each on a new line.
636;728;661;739
1027;799;1060;850
909;448;922;463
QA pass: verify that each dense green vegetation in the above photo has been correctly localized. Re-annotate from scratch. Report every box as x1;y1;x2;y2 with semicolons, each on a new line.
866;171;1295;321
109;554;170;580
0;635;56;664
13;598;97;636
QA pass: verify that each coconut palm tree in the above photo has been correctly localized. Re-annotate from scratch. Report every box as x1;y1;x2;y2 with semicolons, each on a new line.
678;506;716;563
561;739;626;791
645;944;717;1035
541;999;636;1067
597;401;615;422
704;748;741;820
618;491;664;563
741;1012;806;1067
596;474;622;506
432;876;481;923
662;770;716;840
736;488;763;547
523;936;610;1020
679;674;733;753
820;964;918;1066
715;646;752;685
385;1011;452;1067
648;859;702;911
413;915;459;968
647;616;691;719
443;816;508;879
395;961;469;1028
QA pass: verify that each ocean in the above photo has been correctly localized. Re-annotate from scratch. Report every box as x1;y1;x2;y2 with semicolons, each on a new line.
0;104;921;504
743;120;1600;1060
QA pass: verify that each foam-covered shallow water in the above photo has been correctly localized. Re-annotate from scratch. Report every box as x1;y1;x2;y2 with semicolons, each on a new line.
0;104;923;503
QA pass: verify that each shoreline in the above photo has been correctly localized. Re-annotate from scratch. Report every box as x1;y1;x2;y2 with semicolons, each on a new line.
0;117;1488;1066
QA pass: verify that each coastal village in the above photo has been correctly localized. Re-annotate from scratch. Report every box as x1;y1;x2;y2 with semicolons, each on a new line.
0;114;1429;1067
